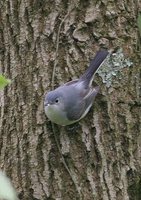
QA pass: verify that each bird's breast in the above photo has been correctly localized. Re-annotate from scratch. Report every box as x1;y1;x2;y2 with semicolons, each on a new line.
45;105;74;126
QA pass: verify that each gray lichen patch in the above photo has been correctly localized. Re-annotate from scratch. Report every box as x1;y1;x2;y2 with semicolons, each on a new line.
97;48;133;88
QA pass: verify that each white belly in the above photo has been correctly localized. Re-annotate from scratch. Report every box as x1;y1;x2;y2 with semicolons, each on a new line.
45;105;76;126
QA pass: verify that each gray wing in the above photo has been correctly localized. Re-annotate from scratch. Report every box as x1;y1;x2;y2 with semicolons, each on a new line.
67;100;85;121
67;86;99;121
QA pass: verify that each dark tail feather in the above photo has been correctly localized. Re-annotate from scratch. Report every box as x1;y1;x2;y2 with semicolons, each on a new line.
80;50;109;86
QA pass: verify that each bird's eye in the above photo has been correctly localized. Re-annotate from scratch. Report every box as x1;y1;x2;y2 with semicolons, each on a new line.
55;99;59;103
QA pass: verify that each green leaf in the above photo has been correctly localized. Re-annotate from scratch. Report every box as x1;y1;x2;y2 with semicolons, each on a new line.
0;74;11;89
137;13;141;37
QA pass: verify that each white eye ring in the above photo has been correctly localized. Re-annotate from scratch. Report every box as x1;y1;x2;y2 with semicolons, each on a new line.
55;99;59;103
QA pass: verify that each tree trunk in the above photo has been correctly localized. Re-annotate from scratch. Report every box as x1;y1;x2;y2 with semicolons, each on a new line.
0;0;141;200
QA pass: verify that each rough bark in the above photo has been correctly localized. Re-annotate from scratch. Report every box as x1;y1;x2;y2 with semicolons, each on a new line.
0;0;141;200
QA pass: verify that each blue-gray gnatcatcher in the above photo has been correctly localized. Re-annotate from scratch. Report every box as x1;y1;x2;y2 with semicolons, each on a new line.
44;50;109;126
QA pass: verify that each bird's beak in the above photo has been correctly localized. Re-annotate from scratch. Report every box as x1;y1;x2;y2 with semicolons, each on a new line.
44;102;50;107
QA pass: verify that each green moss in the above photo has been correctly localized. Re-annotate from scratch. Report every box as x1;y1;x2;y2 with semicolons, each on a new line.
97;48;133;87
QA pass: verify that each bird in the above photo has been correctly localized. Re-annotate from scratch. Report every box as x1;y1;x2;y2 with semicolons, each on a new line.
44;50;109;126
